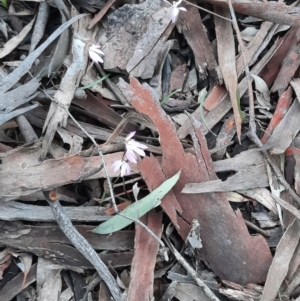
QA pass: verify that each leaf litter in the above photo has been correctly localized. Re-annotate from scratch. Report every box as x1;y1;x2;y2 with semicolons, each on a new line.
1;0;300;300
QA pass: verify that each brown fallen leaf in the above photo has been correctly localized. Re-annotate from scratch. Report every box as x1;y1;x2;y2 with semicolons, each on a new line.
261;218;300;301
214;6;242;142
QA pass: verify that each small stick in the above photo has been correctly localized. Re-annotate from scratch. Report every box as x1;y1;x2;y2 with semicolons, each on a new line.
243;219;271;237
43;190;122;301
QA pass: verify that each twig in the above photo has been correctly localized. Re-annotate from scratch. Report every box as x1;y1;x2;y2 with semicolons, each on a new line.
243;219;270;237
163;234;220;301
183;0;232;22
43;191;122;301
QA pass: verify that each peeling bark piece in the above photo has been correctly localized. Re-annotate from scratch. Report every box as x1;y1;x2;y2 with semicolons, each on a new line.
219;281;263;301
126;7;173;79
261;87;292;144
42;14;92;158
0;146;139;199
213;115;236;160
98;0;170;79
184;149;269;193
271;27;300;94
179;1;222;82
177;85;228;139
236;21;273;73
72;91;134;130
200;0;300;27
0;222;134;271
127;211;162;301
0;202;110;222
37;258;62;301
118;77;272;285
214;7;241;141
260;27;297;87
263;99;300;154
261;219;300;301
169;64;187;93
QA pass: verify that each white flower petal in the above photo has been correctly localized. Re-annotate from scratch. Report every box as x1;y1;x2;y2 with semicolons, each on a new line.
179;7;186;11
126;131;136;141
127;144;146;157
89;44;104;64
170;8;179;23
125;149;137;163
93;49;105;56
128;140;148;150
120;162;131;177
89;51;104;63
112;160;123;172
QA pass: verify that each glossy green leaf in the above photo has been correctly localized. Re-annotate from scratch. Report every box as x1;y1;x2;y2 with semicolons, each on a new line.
92;171;181;234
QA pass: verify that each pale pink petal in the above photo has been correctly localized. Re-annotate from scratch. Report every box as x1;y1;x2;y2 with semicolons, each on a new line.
125;149;137;163
89;51;104;63
129;140;148;150
170;8;179;23
120;162;131;177
112;160;123;172
92;48;105;55
127;143;146;157
126;131;136;141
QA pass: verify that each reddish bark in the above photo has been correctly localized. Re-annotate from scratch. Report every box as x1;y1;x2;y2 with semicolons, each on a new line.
119;77;272;285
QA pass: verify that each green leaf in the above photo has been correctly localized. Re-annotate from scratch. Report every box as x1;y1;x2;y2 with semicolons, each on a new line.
0;0;8;8
92;171;181;234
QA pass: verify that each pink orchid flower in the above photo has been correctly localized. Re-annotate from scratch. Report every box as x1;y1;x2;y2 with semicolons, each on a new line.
163;0;187;23
89;44;105;64
125;131;148;164
112;159;131;177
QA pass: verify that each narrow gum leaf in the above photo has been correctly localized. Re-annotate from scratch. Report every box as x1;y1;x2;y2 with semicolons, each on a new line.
92;171;181;234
